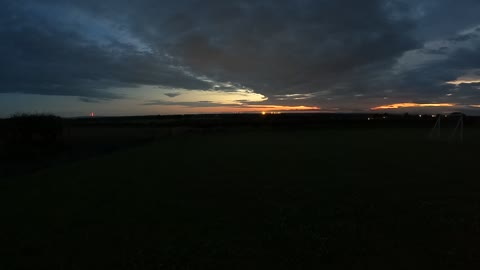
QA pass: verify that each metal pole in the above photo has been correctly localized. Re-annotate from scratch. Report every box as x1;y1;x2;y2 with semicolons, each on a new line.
460;116;464;143
438;115;441;137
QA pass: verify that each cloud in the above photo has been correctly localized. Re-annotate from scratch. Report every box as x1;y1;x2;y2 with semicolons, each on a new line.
142;99;320;112
164;92;182;98
0;1;213;99
142;100;228;107
158;0;420;97
5;1;420;97
391;33;480;106
448;33;479;43
2;0;480;113
401;0;480;41
78;97;109;103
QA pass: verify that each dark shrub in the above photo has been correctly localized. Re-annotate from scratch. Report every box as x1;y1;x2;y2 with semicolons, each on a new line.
4;114;63;145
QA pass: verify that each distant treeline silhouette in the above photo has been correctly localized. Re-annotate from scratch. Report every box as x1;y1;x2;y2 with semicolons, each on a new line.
1;113;63;145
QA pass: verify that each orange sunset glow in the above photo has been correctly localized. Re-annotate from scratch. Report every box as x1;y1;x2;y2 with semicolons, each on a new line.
238;105;321;111
179;105;321;114
371;103;456;110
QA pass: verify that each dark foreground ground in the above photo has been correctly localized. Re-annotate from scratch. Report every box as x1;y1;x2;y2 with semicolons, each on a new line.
1;120;480;269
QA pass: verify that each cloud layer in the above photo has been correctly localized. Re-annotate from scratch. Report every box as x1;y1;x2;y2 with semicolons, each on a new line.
1;0;480;112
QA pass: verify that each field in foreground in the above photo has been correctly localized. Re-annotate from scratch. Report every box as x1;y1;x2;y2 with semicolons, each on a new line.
2;128;480;269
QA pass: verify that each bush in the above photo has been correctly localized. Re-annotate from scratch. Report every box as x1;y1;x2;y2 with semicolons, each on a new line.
3;113;64;145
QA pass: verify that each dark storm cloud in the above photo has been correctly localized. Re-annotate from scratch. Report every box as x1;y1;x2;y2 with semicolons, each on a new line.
131;0;478;104
388;37;480;105
2;0;480;108
159;0;420;96
402;0;480;41
0;1;211;98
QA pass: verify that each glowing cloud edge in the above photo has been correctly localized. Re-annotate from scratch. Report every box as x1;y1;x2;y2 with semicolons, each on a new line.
371;103;456;110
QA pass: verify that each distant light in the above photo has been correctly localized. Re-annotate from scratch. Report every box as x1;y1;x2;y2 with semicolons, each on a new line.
368;118;371;121
90;112;95;117
432;115;436;118
419;114;422;118
383;116;387;119
261;111;266;115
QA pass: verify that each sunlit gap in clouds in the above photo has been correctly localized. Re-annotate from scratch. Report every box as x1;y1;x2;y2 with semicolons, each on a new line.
235;105;321;112
145;104;321;115
446;80;480;85
173;89;267;105
446;70;480;86
141;84;320;113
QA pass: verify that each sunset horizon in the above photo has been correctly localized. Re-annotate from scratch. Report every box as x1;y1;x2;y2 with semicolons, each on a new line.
2;1;480;116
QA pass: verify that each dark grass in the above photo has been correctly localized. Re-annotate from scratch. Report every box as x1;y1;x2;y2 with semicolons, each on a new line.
2;128;480;269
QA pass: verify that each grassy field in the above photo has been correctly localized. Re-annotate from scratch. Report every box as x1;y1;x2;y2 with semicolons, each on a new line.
2;128;480;269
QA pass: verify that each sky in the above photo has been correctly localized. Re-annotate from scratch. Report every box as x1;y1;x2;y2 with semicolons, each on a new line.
1;0;480;117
